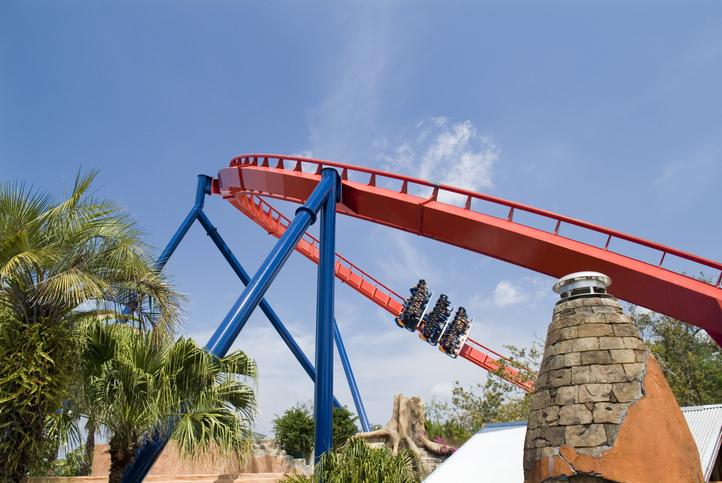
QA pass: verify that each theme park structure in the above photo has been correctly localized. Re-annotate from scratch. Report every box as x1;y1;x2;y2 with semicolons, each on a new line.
121;154;722;482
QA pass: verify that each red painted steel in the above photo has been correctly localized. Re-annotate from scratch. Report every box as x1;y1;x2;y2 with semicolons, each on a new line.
231;192;534;391
231;193;405;314
217;154;722;347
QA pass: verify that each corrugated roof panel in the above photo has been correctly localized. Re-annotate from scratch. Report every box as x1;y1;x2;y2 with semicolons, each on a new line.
480;421;527;433
682;404;722;481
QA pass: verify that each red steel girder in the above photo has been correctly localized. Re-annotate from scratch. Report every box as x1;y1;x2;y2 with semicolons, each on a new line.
216;154;722;346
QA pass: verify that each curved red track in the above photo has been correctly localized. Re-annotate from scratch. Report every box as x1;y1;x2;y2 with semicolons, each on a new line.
231;191;533;391
215;153;722;349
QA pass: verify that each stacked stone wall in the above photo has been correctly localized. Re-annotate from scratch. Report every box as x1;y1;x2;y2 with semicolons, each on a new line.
524;296;646;469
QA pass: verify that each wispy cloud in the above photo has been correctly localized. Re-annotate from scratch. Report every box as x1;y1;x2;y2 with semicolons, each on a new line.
307;6;395;161
378;117;499;193
471;276;554;310
491;280;528;307
375;229;438;287
653;141;722;211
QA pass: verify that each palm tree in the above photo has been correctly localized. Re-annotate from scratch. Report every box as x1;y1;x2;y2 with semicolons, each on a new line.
0;172;180;481
83;322;257;483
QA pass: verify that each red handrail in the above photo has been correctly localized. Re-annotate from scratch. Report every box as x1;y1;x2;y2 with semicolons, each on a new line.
231;153;722;286
247;194;405;304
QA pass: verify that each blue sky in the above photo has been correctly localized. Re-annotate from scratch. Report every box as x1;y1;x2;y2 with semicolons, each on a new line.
2;1;722;434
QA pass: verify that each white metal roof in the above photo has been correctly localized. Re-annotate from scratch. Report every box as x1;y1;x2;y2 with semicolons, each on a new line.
424;405;722;483
682;404;722;481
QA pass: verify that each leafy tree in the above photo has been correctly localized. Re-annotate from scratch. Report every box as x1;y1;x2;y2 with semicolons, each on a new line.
273;404;315;462
281;438;420;483
82;322;257;483
0;173;179;481
273;404;359;462
630;306;722;406
425;343;541;446
331;405;359;450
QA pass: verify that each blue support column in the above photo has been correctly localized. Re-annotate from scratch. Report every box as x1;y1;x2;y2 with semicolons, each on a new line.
123;170;337;482
313;168;340;463
333;318;370;432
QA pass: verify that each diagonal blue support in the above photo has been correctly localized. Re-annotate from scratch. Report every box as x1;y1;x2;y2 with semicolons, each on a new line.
313;168;340;463
195;208;341;408
203;171;336;357
155;175;211;271
333;318;370;432
123;171;338;482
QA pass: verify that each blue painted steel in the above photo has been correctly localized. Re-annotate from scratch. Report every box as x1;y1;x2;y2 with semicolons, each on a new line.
195;209;341;407
204;171;336;357
155;175;211;271
333;318;370;432
313;168;340;463
124;171;354;481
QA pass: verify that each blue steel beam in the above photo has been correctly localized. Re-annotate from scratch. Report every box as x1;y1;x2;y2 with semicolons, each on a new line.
155;175;211;271
124;170;338;482
204;169;337;357
195;208;341;408
333;318;370;432
313;168;340;463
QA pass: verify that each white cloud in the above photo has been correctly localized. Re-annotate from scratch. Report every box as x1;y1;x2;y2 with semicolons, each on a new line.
492;280;528;307
470;276;555;310
379;117;499;194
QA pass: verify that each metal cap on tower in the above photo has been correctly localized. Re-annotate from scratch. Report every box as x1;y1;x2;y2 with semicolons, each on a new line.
553;271;612;301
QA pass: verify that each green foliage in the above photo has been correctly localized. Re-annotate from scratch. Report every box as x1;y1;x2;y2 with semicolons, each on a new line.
29;446;87;477
82;322;257;482
424;413;471;448
273;404;359;461
51;447;87;476
631;307;722;406
281;438;420;483
273;404;315;461
0;310;80;480
0;173;179;481
425;342;541;446
332;405;359;450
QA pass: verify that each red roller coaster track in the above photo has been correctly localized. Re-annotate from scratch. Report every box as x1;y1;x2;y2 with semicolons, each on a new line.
231;191;533;391
215;153;722;360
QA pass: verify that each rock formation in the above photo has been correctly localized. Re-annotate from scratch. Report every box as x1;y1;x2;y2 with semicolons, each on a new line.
356;394;454;473
524;273;704;482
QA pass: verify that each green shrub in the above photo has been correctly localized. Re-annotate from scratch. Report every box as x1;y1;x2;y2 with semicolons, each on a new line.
273;404;359;462
281;438;420;483
273;404;315;461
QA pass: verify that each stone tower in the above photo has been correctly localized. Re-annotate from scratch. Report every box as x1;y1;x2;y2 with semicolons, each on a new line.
524;272;704;483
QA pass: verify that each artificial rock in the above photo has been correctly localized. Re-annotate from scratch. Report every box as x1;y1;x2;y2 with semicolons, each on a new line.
523;293;704;482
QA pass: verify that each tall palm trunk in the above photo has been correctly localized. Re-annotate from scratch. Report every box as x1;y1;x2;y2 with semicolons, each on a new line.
80;420;96;475
108;436;136;483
